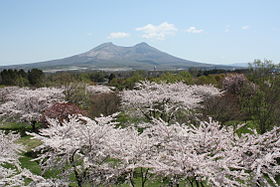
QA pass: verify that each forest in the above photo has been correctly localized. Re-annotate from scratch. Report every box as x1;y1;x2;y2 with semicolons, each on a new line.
0;59;280;187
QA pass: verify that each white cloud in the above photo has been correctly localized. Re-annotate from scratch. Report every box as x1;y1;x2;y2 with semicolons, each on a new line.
107;32;130;39
225;25;230;32
136;22;177;40
241;25;250;30
186;26;204;33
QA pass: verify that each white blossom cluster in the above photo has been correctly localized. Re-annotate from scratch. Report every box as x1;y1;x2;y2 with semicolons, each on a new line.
0;130;55;187
0;131;25;186
29;115;280;186
0;87;65;123
28;114;120;186
142;119;244;186
120;81;222;121
86;85;114;94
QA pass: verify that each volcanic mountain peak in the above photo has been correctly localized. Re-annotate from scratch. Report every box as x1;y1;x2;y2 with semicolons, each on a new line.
90;42;115;50
81;42;157;59
0;42;224;71
134;42;150;47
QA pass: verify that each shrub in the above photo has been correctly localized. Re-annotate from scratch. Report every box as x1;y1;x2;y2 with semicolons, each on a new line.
201;93;246;124
89;92;121;117
41;103;88;126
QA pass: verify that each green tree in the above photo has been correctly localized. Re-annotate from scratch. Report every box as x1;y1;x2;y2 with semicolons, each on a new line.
109;71;145;90
242;59;280;133
28;68;45;87
152;71;193;84
0;69;14;85
16;69;29;86
90;71;107;83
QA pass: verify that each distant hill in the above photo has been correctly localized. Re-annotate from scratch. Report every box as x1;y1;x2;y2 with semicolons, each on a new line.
0;42;236;72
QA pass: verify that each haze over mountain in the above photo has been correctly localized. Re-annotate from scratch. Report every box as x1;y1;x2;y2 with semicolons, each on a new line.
228;63;250;68
0;42;233;72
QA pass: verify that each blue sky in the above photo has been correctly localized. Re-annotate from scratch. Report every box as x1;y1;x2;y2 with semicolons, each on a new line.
0;0;279;65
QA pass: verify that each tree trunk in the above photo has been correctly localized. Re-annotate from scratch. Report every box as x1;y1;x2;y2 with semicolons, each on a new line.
31;120;36;132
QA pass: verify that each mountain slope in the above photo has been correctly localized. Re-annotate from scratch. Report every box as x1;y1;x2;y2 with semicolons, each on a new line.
1;42;220;71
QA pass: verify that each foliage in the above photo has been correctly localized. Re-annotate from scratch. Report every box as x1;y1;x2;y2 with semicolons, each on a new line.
45;72;83;87
89;71;107;83
152;71;193;84
242;60;280;133
201;93;246;124
109;71;145;90
0;69;29;87
200;73;253;124
89;92;121;118
195;75;218;86
64;83;115;112
27;69;45;87
248;59;278;84
64;83;91;110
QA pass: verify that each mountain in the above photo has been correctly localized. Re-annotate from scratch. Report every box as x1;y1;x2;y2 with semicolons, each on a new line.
0;42;231;72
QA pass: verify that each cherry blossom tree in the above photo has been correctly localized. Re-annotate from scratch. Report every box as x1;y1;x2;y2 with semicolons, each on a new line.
29;114;121;187
222;73;257;96
109;126;156;187
141;118;280;187
222;73;248;94
0;130;26;186
0;87;65;130
238;126;280;186
120;81;222;122
0;86;19;103
142;119;249;186
0;130;53;186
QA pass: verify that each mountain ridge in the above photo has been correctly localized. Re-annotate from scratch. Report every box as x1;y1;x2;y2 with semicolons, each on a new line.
0;42;234;72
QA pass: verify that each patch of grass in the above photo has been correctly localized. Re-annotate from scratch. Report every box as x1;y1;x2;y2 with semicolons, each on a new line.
19;155;41;175
17;135;65;179
0;121;29;130
17;135;42;152
16;135;43;175
43;168;62;179
0;121;42;135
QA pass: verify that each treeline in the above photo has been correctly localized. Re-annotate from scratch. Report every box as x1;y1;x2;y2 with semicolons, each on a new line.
0;67;248;88
0;68;44;87
108;69;248;90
